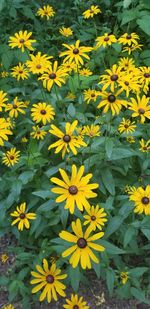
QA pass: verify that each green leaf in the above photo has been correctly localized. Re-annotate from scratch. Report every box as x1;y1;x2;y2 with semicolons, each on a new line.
0;0;5;11
32;190;53;199
67;103;76;117
111;148;136;160
131;287;150;304
69;266;81;292
101;168;115;195
105;216;123;237
130;267;148;277
123;0;132;8
105;138;114;159
0;276;9;285
137;16;150;35
100;240;125;254
19;171;34;184
106;269;115;295
124;226;135;247
141;228;150;240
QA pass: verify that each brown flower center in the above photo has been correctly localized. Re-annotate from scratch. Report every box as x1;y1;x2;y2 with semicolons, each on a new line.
19;71;23;74
143;146;147;150
138;108;145;114
144;73;150;78
77;238;87;248
73;48;79;54
68;185;78;195
13;104;18;109
125;81;129;86
63;135;71;143
10;155;14;160
46;275;54;283
90;10;94;14
91;215;96;221
20;39;25;43
126;35;131;39
73;306;79;309
36;64;41;69
40;109;46;115
20;213;25;219
141;197;149;205
124;124;129;128
91;93;95;97
111;74;118;81
49;73;56;79
108;94;116;103
104;36;110;42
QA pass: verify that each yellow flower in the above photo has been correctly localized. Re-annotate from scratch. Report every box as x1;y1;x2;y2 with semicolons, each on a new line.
37;5;55;20
11;62;29;80
1;253;9;264
120;272;129;284
48;120;87;158
61;61;77;74
118;33;140;46
118;118;136;134
0;118;13;146
128;185;150;215
26;52;53;74
59;40;92;65
99;64;123;92
83;205;107;231
122;43;142;55
95;33;117;49
31;126;47;140
59;218;105;269
126;136;135;143
5;97;27;118
0;90;8;111
59;27;73;37
10;202;36;231
128;95;150;123
124;185;135;193
79;68;92;76
118;57;135;72
139;139;150;152
3;305;15;309
51;165;99;214
39;61;68;91
21;137;28;143
66;92;76;100
31;102;55;125
30;259;67;303
1;71;9;78
63;294;89;309
83;125;100;137
83;5;101;19
8;30;36;52
138;67;150;94
97;90;127;116
118;73;140;97
84;89;100;104
2;147;20;167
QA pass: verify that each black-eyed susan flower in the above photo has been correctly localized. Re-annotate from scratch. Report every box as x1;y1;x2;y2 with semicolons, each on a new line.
139;139;150;152
128;185;150;215
37;5;55;20
11;63;29;80
66;92;76;100
99;64;123;92
122;43;142;55
97;90;127;116
126;136;135;143
118;73;140;97
61;61;77;74
2;147;20;167
1;71;9;78
138;67;150;94
128;95;150;123
1;253;9;264
10;202;36;231
31;102;55;125
59;27;73;37
118;57;135;72
83;205;107;231
83;124;100;137
26;52;53;75
63;294;89;309
3;305;14;309
83;5;101;19
118;118;136;134
21;137;28;143
0;118;13;146
30;259;67;303
118;33;140;46
39;61;68;91
59;218;105;269
0;90;8;111
84;89;100;104
120;272;129;284
5;97;27;118
51;165;99;214
31;126;47;140
8;30;36;52
59;40;92;65
79;68;92;76
95;33;117;49
48;120;87;158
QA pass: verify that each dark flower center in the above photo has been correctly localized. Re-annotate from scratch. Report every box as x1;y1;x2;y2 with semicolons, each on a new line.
108;95;116;103
73;306;79;309
126;35;131;39
13;104;18;109
104;36;109;42
111;74;118;81
73;48;79;54
77;238;87;248
49;73;56;79
143;146;147;150
91;215;96;221
40;109;46;115
125;81;129;86
46;275;54;283
124;124;129;128
20;39;25;43
68;185;78;195
36;64;41;69
138;108;145;114
90;10;94;14
141;197;149;205
10;155;14;160
144;73;150;78
91;93;95;97
19;71;23;74
63;135;71;143
20;213;25;219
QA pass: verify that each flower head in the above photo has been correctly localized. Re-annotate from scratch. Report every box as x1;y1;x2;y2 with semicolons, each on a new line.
128;185;150;215
0;91;8;111
83;5;101;19
95;33;117;49
139;139;150;152
59;27;73;37
0;118;13;146
59;40;92;65
118;33;140;46
83;205;107;231
120;272;129;284
122;43;142;55
118;118;136;134
31;126;47;140
84;89;100;104
10;202;36;231
3;305;15;309
126;136;135;143
2;147;20;167
31;102;55;125
138;67;150;94
128;95;150;123
37;5;55;20
1;253;9;264
97;90;127;116
26;52;53;74
39;61;68;91
79;68;92;76
83;125;100;137
5;97;27;118
63;294;89;309
99;64;123;92
8;30;36;52
11;63;29;80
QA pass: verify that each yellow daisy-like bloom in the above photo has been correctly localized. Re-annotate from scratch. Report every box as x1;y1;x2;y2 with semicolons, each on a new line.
1;253;9;264
37;5;55;20
31;126;47;140
1;71;9;78
3;305;15;309
11;62;29;80
21;137;28;143
79;68;92;76
63;294;89;309
118;73;140;97
26;52;53;75
118;33;140;46
48;120;87;158
83;125;100;137
0;90;8;111
66;92;76;100
51;165;99;214
95;33;117;49
83;5;101;19
39;61;68;92
120;272;129;285
61;61;77;74
10;202;36;231
0;118;13;146
8;30;36;52
128;95;150;123
83;205;107;231
118;57;135;72
139;139;150;152
122;43;143;55
84;89;100;104
59;40;92;65
97;90;127;116
5;97;27;118
128;185;150;215
2;147;20;167
31;102;55;125
138;67;150;94
59;27;73;37
30;259;67;303
118;118;136;134
59;218;105;269
99;64;123;92
126;136;135;143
